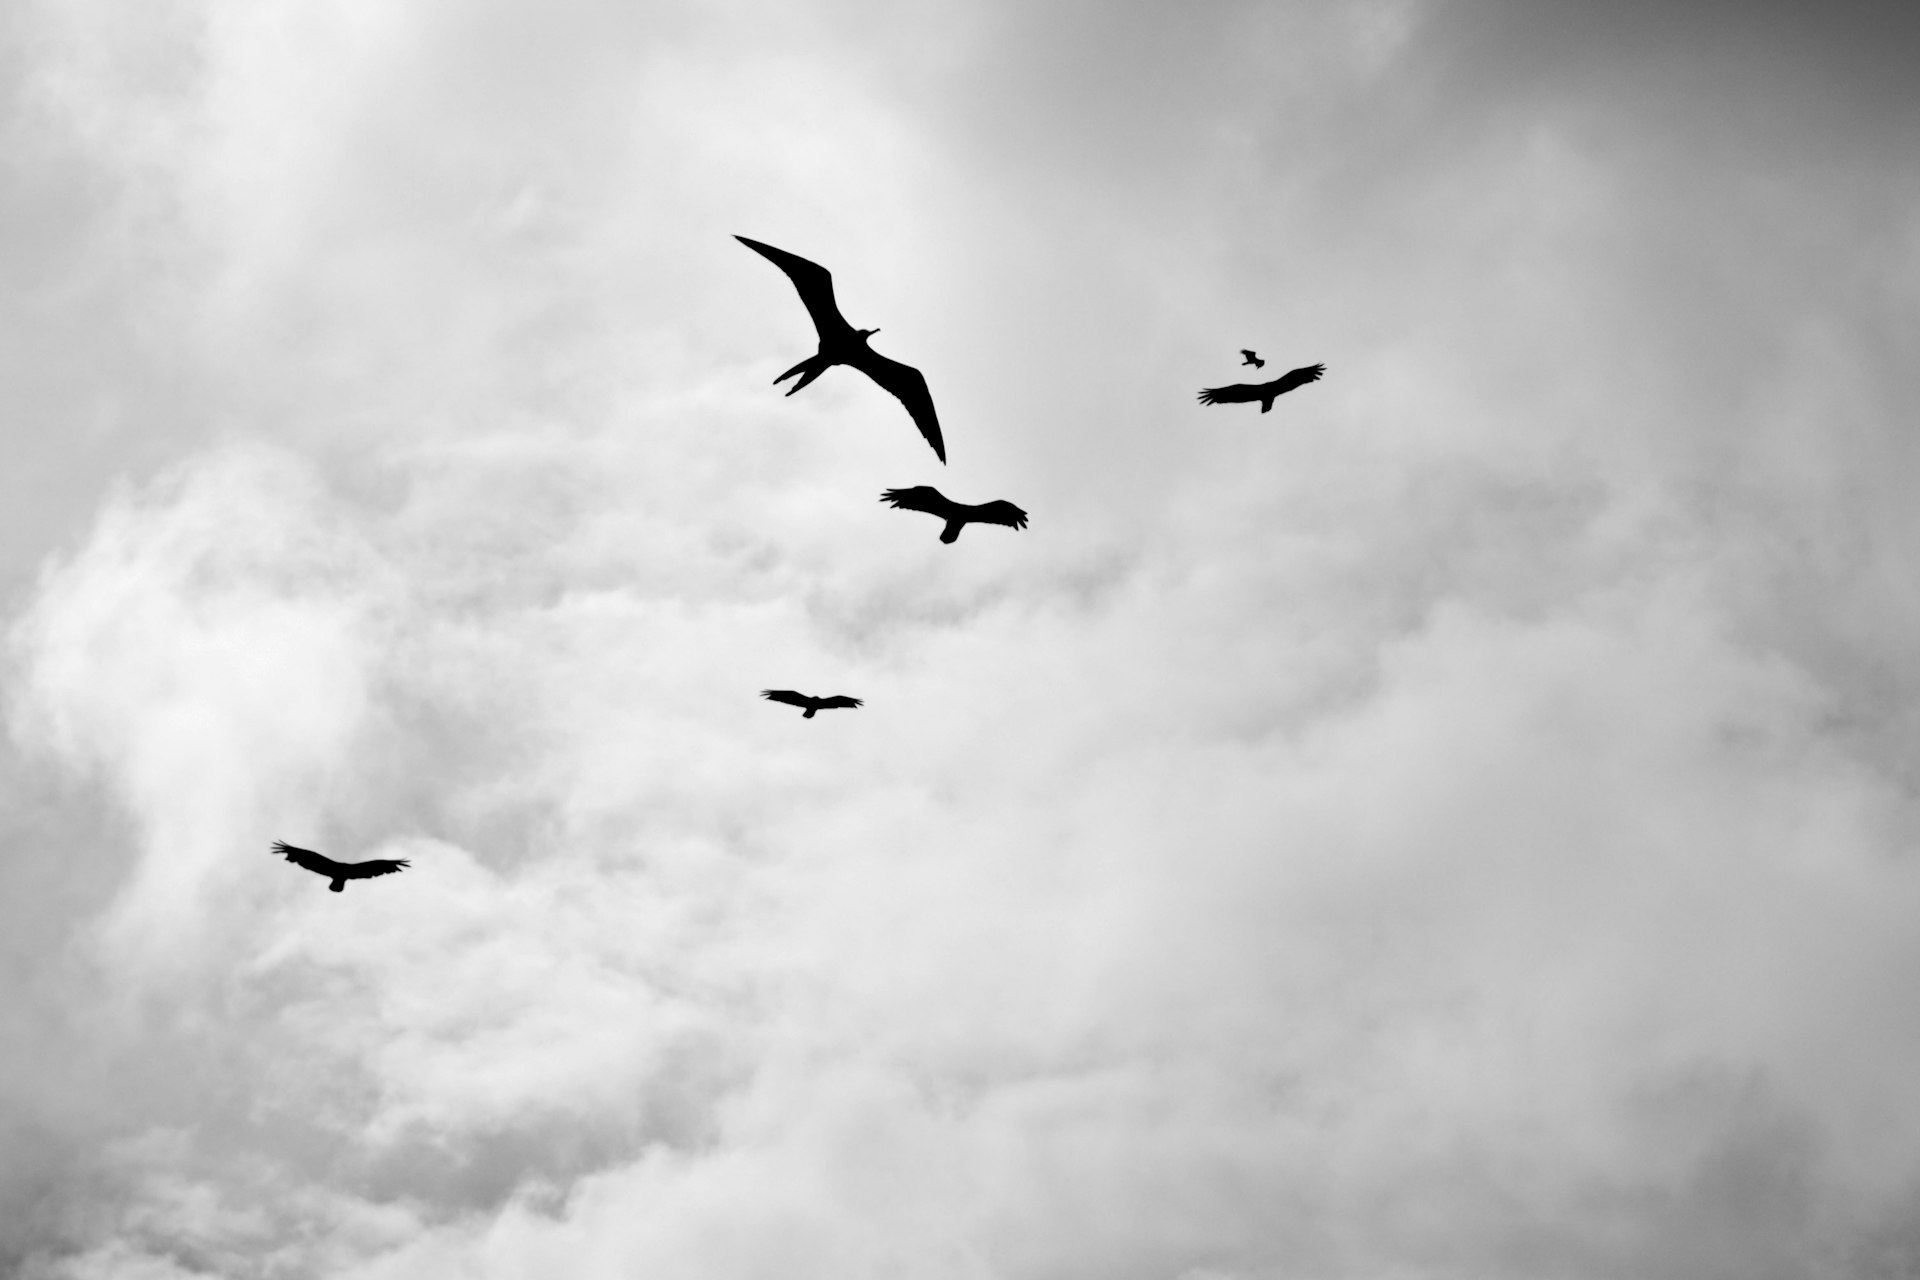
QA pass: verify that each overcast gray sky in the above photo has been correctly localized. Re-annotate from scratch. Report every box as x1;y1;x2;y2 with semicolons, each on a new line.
4;1;1920;1277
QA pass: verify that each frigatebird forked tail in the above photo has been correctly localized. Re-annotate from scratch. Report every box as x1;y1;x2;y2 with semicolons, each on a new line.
736;235;946;464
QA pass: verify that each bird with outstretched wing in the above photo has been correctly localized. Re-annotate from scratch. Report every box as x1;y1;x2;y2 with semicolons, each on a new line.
272;840;409;893
736;235;946;464
1240;349;1265;368
880;486;1028;544
1198;362;1325;413
761;690;864;719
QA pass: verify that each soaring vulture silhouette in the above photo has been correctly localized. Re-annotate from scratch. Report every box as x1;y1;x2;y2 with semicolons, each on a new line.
736;235;946;463
761;690;864;719
1198;363;1325;413
880;486;1028;544
1240;349;1265;368
272;840;409;893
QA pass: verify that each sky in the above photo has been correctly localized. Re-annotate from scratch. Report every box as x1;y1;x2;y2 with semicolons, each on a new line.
2;0;1919;1276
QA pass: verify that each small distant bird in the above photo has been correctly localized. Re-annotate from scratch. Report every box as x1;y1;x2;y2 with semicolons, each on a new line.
880;486;1029;544
1198;362;1326;413
272;840;409;893
761;690;864;719
1240;349;1265;368
736;235;946;463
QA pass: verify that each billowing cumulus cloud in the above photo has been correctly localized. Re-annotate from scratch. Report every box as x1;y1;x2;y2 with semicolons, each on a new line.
4;1;1920;1277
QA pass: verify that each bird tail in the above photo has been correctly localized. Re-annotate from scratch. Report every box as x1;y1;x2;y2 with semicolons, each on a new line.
1260;398;1274;413
802;707;817;719
940;520;964;544
775;355;830;395
328;879;345;892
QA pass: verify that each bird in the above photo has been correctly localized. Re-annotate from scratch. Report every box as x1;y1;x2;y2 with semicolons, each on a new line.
880;486;1028;544
1240;349;1265;368
1198;362;1325;413
736;235;946;463
272;840;409;893
761;690;864;719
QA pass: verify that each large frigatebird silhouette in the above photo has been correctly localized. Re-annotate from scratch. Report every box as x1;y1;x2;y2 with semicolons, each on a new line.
761;690;864;719
1240;349;1265;368
272;840;409;893
1198;363;1325;413
736;236;946;463
880;487;1028;544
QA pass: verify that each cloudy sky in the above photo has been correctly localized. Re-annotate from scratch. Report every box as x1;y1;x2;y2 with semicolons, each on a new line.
3;1;1919;1276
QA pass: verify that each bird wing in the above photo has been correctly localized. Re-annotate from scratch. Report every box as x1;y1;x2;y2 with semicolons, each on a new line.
341;858;410;880
735;236;855;342
273;840;347;876
761;689;815;708
879;486;955;517
816;696;864;710
970;500;1029;531
845;348;946;463
1240;349;1257;359
1197;382;1262;405
1271;363;1326;394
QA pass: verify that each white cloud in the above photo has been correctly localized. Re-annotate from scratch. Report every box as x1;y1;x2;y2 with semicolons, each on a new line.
7;1;1920;1278
11;446;386;974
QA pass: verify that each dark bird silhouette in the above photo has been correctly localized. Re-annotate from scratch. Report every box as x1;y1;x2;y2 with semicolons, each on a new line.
880;486;1028;544
272;840;409;893
761;690;864;719
735;235;946;463
1198;362;1325;413
1240;349;1265;368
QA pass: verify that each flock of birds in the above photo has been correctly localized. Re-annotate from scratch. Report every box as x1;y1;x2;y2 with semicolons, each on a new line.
273;236;1326;892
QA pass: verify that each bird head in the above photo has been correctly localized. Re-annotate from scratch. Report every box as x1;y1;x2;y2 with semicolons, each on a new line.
858;327;880;340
